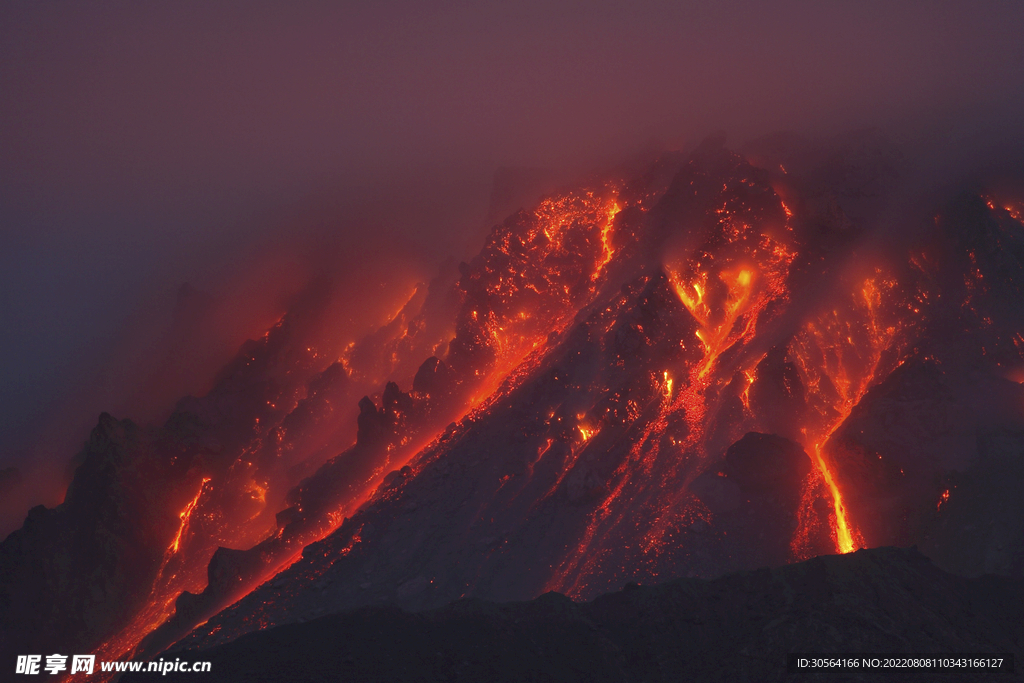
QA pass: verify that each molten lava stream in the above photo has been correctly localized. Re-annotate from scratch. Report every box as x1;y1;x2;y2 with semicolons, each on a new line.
549;296;742;594
794;414;864;555
169;478;210;554
85;478;216;681
95;334;569;675
552;243;796;594
790;273;909;556
592;201;621;278
812;444;858;553
79;186;631;676
670;268;755;379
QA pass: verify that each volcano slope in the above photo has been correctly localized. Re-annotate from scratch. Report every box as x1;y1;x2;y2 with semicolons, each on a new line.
124;547;1024;683
156;136;1024;656
4;133;1024;673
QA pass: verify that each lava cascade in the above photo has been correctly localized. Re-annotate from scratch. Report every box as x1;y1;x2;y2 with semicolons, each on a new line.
5;139;1024;671
176;139;1024;652
87;181;631;670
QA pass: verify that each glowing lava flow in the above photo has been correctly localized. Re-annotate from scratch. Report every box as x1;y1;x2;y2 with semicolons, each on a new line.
88;480;217;682
790;272;911;555
92;186;635;670
553;263;791;593
593;201;621;278
740;368;756;411
811;442;857;553
670;268;755;379
170;478;210;554
547;180;800;596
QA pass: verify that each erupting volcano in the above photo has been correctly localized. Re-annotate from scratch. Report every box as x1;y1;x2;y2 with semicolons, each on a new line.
4;133;1024;680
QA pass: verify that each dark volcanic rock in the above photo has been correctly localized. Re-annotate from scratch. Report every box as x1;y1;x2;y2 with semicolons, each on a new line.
723;432;810;497
412;356;454;398
124;547;1023;683
691;432;814;568
0;415;175;665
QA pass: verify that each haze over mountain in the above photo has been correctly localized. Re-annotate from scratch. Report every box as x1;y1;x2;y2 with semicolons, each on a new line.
4;2;1024;526
3;3;1024;680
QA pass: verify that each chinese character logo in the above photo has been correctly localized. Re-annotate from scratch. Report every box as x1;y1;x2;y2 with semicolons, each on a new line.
15;655;41;675
71;655;96;674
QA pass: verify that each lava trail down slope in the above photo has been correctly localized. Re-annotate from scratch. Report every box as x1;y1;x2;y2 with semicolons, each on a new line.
3;134;1024;673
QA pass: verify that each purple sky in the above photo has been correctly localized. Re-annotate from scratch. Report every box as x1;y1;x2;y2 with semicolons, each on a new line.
2;0;1024;503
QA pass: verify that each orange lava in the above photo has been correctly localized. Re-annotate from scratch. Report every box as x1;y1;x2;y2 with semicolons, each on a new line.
669;268;756;379
90;184;633;671
812;444;858;553
550;188;798;595
81;157;969;663
740;368;756;411
170;478;210;554
593;201;622;277
790;271;914;554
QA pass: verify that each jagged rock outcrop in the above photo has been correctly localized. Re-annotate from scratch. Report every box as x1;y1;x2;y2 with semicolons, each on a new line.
0;415;175;664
